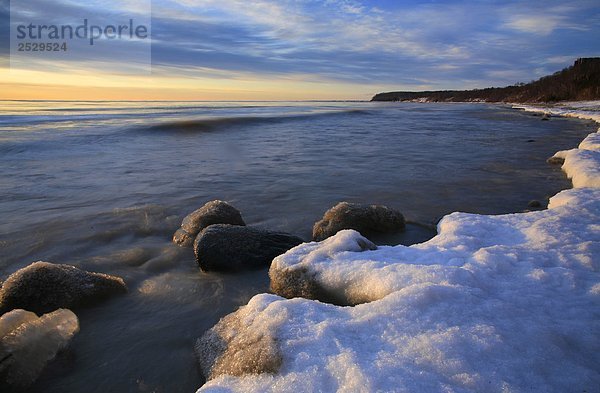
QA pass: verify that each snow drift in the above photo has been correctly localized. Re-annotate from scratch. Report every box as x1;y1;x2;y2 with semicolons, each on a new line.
196;103;600;393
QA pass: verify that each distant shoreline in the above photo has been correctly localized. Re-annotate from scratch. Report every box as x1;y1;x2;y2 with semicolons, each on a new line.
372;58;600;103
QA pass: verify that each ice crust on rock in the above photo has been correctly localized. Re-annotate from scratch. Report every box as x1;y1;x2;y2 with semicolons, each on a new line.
195;294;285;381
312;202;405;241
0;309;79;387
173;200;246;247
269;230;378;305
194;224;304;272
197;103;600;393
0;261;127;314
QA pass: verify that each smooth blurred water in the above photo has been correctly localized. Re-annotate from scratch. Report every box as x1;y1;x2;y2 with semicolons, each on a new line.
0;100;595;392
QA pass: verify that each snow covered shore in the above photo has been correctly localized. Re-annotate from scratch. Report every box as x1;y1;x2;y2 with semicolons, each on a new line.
196;103;600;393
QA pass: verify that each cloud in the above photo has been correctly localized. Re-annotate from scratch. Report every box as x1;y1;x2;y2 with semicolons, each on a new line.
3;0;600;95
503;14;564;36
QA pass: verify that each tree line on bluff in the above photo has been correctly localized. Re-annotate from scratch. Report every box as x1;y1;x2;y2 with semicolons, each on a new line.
371;58;600;103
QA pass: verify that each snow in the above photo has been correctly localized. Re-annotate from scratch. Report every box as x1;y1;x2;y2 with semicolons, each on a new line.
196;103;600;393
514;102;600;189
553;148;600;188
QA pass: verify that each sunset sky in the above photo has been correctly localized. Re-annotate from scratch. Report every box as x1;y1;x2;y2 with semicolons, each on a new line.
0;0;598;101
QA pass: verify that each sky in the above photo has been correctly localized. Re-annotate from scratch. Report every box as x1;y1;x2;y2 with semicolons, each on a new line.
0;0;598;101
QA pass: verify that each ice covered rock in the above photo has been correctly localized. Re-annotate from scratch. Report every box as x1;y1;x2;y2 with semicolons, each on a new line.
0;262;127;314
173;200;245;247
0;310;37;339
194;225;303;272
195;294;284;381
312;202;405;241
0;308;79;388
270;230;377;305
547;156;565;165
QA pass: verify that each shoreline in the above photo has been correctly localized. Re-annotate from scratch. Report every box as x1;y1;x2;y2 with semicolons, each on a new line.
1;101;597;391
196;102;600;392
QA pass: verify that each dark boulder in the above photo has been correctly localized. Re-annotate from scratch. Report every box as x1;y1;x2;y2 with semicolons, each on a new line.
0;262;127;314
173;200;245;247
194;224;304;272
312;202;405;241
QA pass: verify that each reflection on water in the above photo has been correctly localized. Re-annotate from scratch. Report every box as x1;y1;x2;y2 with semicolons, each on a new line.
0;101;594;392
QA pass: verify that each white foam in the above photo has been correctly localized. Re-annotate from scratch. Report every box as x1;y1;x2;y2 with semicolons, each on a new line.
197;102;600;393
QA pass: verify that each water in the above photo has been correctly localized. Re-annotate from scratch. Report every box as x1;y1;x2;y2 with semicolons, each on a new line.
0;101;595;392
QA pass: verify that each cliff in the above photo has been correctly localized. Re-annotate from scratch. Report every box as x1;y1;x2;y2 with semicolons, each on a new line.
371;58;600;103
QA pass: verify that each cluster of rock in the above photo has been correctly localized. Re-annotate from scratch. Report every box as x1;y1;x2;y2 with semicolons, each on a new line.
0;262;127;388
173;200;304;272
190;200;406;381
0;199;407;387
174;200;405;274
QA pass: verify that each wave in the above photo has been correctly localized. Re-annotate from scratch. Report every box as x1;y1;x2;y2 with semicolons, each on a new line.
141;109;371;133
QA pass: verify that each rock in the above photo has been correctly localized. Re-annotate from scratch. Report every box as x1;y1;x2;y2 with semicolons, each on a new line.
312;202;405;241
172;228;195;247
173;200;245;247
528;200;542;208
195;296;282;381
547;156;565;165
0;262;127;314
194;224;304;272
270;230;378;306
0;308;79;388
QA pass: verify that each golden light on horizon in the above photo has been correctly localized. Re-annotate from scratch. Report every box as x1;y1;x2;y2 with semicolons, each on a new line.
0;66;383;101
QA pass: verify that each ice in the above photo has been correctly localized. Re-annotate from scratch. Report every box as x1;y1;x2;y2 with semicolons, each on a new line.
579;131;600;151
0;308;79;387
195;294;284;381
552;148;600;187
196;103;600;393
0;310;38;339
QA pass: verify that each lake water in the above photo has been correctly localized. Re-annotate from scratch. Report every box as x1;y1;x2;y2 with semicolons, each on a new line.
0;101;595;392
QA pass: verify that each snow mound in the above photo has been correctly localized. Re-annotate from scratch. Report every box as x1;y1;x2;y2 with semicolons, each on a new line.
197;104;600;393
0;308;79;387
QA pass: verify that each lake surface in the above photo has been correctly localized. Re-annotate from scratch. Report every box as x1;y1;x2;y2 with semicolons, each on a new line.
0;101;595;392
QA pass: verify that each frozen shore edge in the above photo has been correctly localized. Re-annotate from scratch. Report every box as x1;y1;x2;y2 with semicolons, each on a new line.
196;102;600;393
